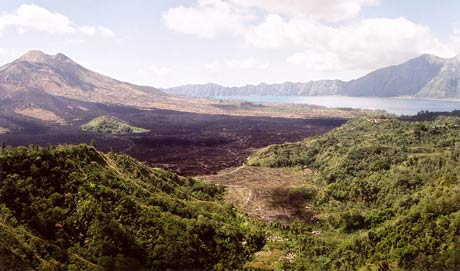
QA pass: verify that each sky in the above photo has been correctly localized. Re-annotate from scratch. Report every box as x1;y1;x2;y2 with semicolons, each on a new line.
0;0;459;88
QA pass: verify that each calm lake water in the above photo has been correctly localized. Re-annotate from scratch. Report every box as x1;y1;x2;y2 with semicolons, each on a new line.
216;95;460;116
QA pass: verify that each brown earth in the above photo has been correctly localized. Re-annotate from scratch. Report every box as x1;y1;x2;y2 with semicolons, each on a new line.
203;166;318;223
14;106;67;125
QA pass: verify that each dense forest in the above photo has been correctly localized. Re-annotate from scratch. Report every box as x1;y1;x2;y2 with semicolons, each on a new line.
0;144;264;270
3;115;460;271
249;116;460;270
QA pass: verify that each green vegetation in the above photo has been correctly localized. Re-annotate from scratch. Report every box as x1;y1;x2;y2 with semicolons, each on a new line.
5;115;460;270
81;116;149;135
0;145;264;270
248;116;460;270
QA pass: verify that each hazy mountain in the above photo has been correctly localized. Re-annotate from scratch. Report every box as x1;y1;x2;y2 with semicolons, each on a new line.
343;54;446;97
165;54;460;99
165;80;344;97
417;55;460;98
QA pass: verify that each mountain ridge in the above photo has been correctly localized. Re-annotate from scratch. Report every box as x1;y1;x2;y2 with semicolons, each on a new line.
0;50;166;104
165;54;460;99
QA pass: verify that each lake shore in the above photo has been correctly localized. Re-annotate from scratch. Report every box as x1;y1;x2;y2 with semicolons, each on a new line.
215;95;460;116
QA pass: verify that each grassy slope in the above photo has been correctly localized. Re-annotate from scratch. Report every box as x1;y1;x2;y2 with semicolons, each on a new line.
81;116;149;135
248;116;460;270
0;145;264;271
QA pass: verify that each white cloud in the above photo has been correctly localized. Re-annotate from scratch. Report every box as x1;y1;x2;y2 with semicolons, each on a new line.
287;50;342;72
137;64;176;87
251;16;455;71
139;64;173;80
446;20;460;55
79;26;116;38
96;26;116;38
150;65;172;77
79;26;97;36
140;65;173;77
230;0;378;22
245;14;328;49
205;62;219;70
0;4;75;34
224;57;269;69
205;57;269;71
162;0;254;38
163;0;460;80
0;4;115;38
162;0;379;39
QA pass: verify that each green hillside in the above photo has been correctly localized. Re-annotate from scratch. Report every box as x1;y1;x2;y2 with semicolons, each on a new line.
248;116;460;270
81;116;149;135
0;145;264;271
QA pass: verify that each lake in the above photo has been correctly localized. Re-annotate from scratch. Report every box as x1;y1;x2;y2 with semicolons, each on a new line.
216;95;460;116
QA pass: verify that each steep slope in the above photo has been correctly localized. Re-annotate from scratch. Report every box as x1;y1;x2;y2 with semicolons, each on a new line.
0;50;165;107
248;117;460;270
0;144;264;270
165;54;452;99
0;51;178;129
417;55;460;98
343;54;446;96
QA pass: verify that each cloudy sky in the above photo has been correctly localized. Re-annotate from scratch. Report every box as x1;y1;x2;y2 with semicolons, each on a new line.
0;0;459;88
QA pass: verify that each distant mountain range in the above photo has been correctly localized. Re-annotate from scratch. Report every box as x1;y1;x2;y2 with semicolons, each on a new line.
165;54;460;99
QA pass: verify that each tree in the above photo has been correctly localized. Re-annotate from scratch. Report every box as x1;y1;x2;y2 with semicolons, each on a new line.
90;139;97;148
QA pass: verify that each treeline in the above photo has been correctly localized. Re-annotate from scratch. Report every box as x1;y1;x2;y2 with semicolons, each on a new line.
249;116;460;270
0;144;264;270
400;109;460;121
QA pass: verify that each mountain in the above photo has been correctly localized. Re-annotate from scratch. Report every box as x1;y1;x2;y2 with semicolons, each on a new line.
343;54;446;96
165;80;343;97
165;54;460;99
0;144;264;270
417;55;460;98
0;50;167;107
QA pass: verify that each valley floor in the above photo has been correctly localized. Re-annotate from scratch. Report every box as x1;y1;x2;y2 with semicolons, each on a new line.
0;107;345;175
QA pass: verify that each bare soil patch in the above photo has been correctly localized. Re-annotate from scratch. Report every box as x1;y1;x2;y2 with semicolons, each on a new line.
204;166;316;223
14;106;66;125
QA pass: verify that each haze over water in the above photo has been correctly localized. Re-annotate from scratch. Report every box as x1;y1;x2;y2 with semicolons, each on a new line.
217;96;460;116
